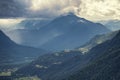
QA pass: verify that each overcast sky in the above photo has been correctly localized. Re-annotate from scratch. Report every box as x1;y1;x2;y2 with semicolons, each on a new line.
0;0;120;21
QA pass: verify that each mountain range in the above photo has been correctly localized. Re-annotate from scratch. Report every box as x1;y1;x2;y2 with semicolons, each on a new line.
13;30;120;80
78;30;118;53
100;20;120;31
65;30;120;80
0;1;120;80
18;19;51;30
6;14;110;51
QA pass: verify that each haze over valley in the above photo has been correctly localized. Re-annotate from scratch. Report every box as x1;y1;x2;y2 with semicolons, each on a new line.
0;0;120;80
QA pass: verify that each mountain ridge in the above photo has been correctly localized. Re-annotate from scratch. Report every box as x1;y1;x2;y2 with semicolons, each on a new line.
13;30;120;80
6;14;110;51
0;30;46;66
64;30;120;80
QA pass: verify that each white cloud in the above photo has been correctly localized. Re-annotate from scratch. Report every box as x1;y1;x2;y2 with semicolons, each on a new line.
0;0;120;21
79;0;120;21
0;19;24;30
0;19;23;25
23;0;120;21
24;0;81;17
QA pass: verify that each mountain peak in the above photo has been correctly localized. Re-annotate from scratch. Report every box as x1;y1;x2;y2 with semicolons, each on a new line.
57;13;80;20
52;13;87;25
62;12;76;16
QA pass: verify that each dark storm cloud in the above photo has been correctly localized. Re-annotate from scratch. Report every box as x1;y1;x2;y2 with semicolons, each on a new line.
0;0;25;18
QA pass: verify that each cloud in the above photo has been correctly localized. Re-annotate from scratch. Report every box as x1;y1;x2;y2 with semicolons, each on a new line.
0;19;23;25
26;0;81;17
0;0;120;21
0;19;24;30
0;0;27;18
24;0;120;21
78;0;120;21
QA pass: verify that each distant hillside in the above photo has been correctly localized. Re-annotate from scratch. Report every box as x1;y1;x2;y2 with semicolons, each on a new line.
100;20;120;31
19;19;51;30
0;30;46;69
78;31;118;53
65;31;120;80
13;51;86;80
